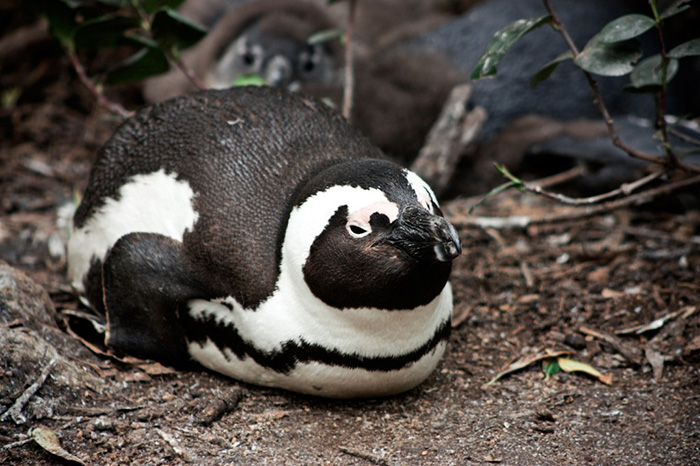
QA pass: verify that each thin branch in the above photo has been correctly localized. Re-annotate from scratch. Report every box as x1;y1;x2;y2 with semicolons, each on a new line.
164;49;206;91
516;169;665;206
448;173;700;229
0;359;56;424
342;0;357;121
650;0;681;167
462;165;587;213
541;0;700;174
66;49;133;119
668;125;700;147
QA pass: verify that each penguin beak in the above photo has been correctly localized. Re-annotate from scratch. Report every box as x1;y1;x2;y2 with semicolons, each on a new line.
381;206;462;263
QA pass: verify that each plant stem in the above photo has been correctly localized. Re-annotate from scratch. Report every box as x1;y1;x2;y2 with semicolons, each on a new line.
342;0;357;121
67;49;133;119
541;0;699;174
165;49;206;90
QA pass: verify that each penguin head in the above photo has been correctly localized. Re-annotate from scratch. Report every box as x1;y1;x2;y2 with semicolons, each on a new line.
285;160;461;311
208;9;338;90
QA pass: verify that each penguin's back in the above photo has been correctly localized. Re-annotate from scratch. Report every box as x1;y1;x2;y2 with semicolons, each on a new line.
72;87;383;307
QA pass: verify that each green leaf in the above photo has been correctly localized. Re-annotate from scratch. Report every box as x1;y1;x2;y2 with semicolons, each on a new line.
142;0;185;15
625;54;679;92
73;15;140;50
104;46;170;84
668;38;700;59
542;358;562;380
150;8;207;52
597;14;656;43
308;29;344;45
574;34;642;76
231;74;268;87
470;14;553;80
658;0;691;20
33;0;79;45
530;51;574;89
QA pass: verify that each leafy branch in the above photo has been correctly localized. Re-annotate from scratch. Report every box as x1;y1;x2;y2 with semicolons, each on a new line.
33;0;207;118
467;0;700;214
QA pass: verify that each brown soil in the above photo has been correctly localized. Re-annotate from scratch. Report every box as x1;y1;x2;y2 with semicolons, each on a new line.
1;11;699;466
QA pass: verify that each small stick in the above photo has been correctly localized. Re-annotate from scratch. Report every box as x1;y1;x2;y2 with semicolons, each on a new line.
449;173;700;229
0;359;56;424
339;446;389;465
165;50;206;91
507;168;665;206
342;0;358;121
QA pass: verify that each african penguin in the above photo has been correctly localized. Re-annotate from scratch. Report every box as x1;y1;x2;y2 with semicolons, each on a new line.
143;0;341;103
67;86;462;398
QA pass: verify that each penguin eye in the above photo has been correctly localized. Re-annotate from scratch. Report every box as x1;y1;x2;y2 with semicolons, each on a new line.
242;50;256;66
347;223;370;238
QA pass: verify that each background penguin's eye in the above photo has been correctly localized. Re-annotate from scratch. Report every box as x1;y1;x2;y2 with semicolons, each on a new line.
242;50;256;66
347;224;370;238
301;58;315;73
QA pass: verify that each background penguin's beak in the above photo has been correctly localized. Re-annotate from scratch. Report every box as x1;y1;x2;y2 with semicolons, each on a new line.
381;206;462;263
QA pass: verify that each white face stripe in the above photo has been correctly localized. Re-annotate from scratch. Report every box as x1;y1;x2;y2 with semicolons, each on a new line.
283;184;394;275
67;169;199;292
404;169;439;212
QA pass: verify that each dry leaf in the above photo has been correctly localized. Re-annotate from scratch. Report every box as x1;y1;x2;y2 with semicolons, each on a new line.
31;426;85;465
137;362;178;375
557;357;613;385
482;350;571;388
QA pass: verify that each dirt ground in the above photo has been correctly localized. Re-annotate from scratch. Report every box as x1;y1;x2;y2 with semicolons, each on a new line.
2;10;700;466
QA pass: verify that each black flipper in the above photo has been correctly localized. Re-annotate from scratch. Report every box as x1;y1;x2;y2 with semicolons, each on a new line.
103;232;208;366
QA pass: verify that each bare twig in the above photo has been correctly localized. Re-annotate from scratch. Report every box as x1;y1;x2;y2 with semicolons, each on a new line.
66;50;133;119
0;359;56;424
1;438;33;451
339;446;389;465
156;428;199;463
165;50;206;91
448;173;700;229
578;326;643;366
668;125;700;147
342;0;357;121
541;0;700;174
502;167;665;206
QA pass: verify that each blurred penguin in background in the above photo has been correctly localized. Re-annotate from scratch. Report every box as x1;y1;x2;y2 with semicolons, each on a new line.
143;0;470;162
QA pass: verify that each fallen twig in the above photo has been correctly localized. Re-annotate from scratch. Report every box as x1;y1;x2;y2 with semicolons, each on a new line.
578;326;644;366
339;446;389;465
0;359;56;424
1;438;33;451
615;306;697;335
499;166;665;206
448;173;700;229
157;428;199;463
